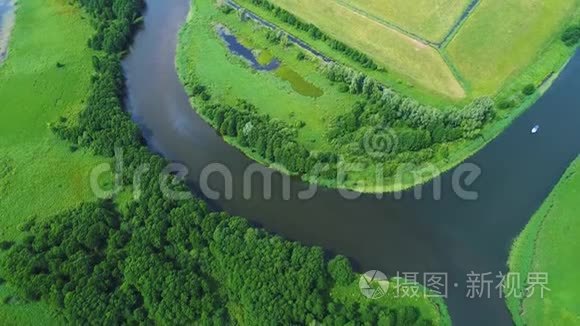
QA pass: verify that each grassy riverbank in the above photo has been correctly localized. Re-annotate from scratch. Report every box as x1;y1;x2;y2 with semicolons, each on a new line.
0;0;105;323
506;157;580;325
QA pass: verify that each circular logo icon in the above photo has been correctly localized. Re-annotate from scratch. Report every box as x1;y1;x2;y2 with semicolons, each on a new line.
359;270;389;299
362;126;398;158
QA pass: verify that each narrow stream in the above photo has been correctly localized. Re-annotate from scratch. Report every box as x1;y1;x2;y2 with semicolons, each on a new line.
123;1;580;324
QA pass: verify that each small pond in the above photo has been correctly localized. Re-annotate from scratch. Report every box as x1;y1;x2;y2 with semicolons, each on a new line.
217;24;323;98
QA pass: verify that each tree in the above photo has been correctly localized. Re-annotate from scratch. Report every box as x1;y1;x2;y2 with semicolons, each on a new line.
522;84;536;96
328;255;354;286
562;24;580;47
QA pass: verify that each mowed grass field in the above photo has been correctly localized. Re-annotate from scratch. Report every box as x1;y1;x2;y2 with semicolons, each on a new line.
342;0;470;42
0;0;106;323
267;0;465;99
447;0;579;96
507;158;580;325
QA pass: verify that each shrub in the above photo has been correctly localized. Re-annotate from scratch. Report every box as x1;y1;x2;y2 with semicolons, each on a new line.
498;98;516;109
0;241;13;251
562;24;580;47
522;84;536;96
328;255;354;286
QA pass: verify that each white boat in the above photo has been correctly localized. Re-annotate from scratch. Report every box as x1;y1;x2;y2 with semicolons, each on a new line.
531;125;540;134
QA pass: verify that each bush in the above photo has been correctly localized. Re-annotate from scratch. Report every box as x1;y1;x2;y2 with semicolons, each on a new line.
522;84;536;96
0;241;14;251
562;24;580;47
328;255;354;286
498;98;516;109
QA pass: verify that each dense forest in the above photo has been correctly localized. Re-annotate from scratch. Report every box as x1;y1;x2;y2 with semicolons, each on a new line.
0;0;439;324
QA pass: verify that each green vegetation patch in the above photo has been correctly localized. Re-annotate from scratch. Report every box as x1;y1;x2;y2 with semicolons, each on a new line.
0;0;107;323
178;0;358;150
507;157;580;325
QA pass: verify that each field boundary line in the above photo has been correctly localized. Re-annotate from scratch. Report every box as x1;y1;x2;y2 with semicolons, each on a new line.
226;0;332;62
332;0;470;94
439;0;481;49
440;49;469;92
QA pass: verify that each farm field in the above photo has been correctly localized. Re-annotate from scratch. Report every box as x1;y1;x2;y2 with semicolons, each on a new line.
447;0;580;96
342;0;470;42
264;0;465;99
244;0;579;102
507;158;580;325
0;0;104;323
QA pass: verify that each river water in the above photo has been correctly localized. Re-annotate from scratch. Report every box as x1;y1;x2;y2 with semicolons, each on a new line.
123;0;580;324
0;0;14;63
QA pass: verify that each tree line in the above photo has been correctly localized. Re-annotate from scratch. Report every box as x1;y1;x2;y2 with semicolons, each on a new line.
240;0;378;69
322;63;495;163
1;0;439;324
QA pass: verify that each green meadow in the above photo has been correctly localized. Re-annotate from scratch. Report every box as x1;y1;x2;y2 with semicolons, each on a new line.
177;0;360;151
0;0;106;323
507;158;580;325
446;0;580;96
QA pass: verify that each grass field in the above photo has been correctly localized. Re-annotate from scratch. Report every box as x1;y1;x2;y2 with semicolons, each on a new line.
447;0;579;96
342;0;470;42
507;158;580;325
267;0;465;99
0;0;105;323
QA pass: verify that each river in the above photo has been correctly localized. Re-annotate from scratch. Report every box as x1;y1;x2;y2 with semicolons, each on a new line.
0;0;15;63
123;0;580;324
